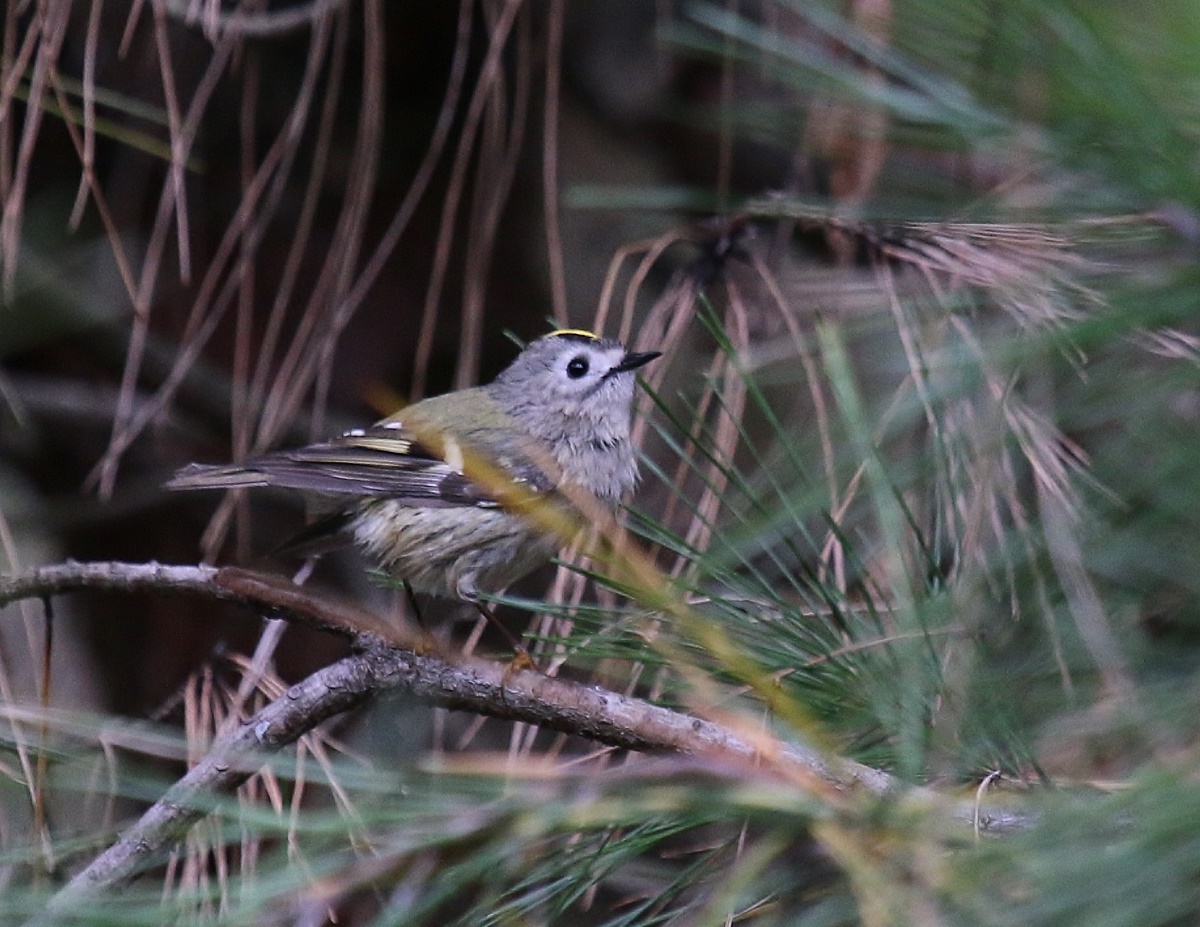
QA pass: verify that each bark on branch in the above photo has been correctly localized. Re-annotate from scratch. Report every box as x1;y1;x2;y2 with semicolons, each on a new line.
0;560;1033;923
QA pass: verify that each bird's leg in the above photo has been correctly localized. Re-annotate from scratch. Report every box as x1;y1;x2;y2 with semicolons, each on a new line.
468;600;536;671
402;581;440;655
403;581;427;629
458;578;535;671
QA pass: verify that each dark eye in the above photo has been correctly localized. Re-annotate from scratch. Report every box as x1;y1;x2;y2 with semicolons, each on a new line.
566;355;590;379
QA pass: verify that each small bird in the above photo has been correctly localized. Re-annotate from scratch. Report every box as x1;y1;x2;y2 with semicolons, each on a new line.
168;330;660;633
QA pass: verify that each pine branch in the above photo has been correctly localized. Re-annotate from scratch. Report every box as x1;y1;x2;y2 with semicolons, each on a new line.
0;560;1035;923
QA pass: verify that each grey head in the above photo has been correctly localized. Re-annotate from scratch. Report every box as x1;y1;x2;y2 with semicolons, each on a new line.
485;330;661;503
488;330;659;437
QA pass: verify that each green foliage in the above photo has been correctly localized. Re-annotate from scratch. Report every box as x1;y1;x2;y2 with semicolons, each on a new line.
7;0;1200;923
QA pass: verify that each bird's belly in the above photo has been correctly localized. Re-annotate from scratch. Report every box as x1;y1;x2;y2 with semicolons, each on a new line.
351;501;560;599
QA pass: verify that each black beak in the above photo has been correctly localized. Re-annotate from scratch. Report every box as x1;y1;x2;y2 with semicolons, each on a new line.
608;350;662;376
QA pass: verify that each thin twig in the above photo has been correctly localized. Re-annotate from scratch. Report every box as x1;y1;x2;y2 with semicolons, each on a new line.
411;0;521;399
542;0;568;324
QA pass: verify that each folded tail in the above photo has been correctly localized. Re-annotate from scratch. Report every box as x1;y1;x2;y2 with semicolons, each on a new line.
168;462;356;560
165;462;276;490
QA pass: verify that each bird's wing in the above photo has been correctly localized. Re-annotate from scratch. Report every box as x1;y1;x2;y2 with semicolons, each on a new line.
166;423;556;508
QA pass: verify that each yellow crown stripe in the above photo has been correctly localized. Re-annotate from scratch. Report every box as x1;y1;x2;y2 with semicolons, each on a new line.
548;328;598;340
